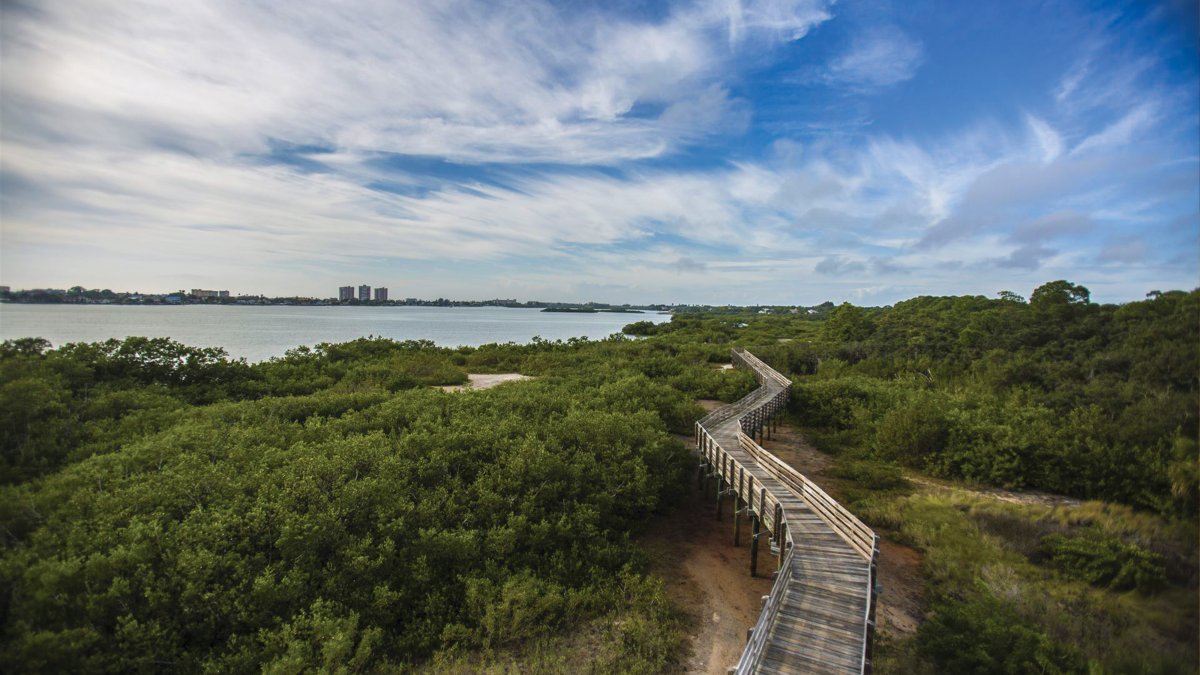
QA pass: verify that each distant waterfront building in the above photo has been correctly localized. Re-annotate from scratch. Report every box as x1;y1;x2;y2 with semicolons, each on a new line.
339;286;354;302
0;286;9;294
358;284;371;302
190;289;228;299
374;287;388;302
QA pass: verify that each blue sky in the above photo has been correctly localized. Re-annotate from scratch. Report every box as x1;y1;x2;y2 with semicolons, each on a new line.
1;0;1196;304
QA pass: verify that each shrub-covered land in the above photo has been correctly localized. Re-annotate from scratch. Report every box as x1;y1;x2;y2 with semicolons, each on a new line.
0;334;758;672
741;282;1199;675
1;280;1196;673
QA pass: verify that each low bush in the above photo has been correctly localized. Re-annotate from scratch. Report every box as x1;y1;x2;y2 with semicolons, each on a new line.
1036;531;1167;593
831;459;910;492
917;596;1087;675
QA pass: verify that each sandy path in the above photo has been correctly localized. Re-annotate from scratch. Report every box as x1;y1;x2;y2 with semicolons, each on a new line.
438;373;532;391
905;475;1082;508
641;439;773;674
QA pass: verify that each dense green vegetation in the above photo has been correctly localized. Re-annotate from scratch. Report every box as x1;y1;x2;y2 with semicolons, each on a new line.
2;280;1195;673
779;283;1198;517
0;334;757;672
730;282;1199;675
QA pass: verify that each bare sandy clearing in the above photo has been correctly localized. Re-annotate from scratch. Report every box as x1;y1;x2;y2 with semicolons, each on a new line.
905;475;1083;508
439;373;532;391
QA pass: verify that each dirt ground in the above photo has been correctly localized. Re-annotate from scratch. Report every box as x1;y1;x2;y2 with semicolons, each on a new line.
438;373;532;392
758;421;925;639
641;443;774;674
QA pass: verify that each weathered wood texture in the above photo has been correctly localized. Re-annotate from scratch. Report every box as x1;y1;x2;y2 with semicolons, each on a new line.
696;349;879;675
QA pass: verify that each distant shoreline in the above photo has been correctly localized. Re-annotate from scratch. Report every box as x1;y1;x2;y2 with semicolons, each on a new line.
0;299;670;312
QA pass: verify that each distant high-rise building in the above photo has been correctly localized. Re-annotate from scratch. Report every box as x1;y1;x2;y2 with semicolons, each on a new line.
358;284;371;302
374;287;388;302
190;289;227;299
339;286;354;302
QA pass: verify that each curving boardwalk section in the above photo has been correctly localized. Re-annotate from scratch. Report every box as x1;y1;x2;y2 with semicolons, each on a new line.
694;349;879;674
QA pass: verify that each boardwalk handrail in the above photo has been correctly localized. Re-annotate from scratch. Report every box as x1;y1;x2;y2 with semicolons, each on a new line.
697;348;879;674
738;434;876;560
731;348;791;388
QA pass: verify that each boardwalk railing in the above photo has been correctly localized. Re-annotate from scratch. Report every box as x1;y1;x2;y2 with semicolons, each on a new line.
695;348;880;674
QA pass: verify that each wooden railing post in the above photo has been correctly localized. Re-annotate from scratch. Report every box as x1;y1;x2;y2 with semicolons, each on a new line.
734;468;744;547
774;503;784;568
715;451;725;520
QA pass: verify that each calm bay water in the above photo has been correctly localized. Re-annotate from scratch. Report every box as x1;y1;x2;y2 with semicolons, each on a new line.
0;304;670;362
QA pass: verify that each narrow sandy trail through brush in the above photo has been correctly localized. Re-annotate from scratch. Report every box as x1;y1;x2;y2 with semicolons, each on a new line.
640;460;773;674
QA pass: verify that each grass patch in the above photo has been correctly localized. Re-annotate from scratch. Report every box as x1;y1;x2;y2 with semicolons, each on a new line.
829;463;1197;675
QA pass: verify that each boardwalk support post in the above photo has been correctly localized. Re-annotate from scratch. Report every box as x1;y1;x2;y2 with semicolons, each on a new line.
716;475;724;521
750;512;761;577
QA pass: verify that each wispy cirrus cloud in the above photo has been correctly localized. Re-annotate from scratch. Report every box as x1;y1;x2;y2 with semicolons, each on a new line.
830;26;923;89
1;0;831;165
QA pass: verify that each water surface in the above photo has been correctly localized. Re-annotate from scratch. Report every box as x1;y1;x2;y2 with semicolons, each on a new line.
0;304;670;361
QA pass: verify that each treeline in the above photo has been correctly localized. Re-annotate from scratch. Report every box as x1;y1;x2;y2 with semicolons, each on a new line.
748;282;1198;517
0;334;758;671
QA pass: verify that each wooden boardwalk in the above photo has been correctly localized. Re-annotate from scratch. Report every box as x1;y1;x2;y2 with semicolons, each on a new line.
695;349;879;675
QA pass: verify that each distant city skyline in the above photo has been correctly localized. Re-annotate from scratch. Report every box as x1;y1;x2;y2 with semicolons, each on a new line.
1;1;1196;305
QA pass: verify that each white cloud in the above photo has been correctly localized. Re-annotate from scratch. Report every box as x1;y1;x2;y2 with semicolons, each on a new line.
824;25;924;89
1026;115;1064;163
723;0;834;44
1055;55;1092;103
1;0;832;165
1072;102;1160;155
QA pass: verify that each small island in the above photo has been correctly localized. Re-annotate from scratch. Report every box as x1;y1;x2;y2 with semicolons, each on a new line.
541;307;644;313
